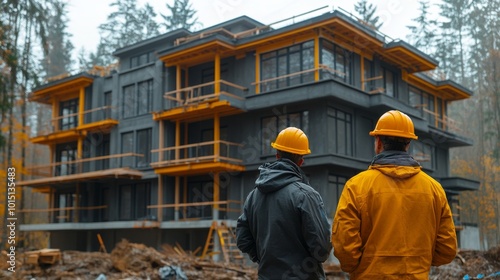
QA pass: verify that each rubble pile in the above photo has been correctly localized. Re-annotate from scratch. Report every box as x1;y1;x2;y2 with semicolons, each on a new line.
1;241;499;280
430;247;500;279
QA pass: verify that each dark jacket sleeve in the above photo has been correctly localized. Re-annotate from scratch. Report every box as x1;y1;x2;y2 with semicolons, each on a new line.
300;188;333;262
236;193;259;263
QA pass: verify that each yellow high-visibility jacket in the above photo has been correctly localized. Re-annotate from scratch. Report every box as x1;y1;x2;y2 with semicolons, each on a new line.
331;152;457;280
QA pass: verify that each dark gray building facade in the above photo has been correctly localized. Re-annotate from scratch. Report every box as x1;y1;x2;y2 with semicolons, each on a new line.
21;9;479;254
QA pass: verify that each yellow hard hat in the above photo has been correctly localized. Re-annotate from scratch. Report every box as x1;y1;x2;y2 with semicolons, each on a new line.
271;127;311;155
369;110;418;140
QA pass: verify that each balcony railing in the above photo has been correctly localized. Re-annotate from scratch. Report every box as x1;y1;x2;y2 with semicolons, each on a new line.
24;153;144;180
151;140;243;167
253;65;349;93
148;200;242;221
19;205;108;224
164;80;246;108
35;106;115;136
422;107;462;133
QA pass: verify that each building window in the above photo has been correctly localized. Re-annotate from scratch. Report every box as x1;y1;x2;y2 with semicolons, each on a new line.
104;91;112;119
327;174;347;217
121;132;134;167
321;40;352;84
260;40;314;92
130;51;154;68
55;142;78;175
138;80;153;115
59;98;79;130
119;182;152;220
121;129;152;168
383;68;396;97
261;111;309;155
122;84;135;118
363;58;375;92
328;107;353;156
136;129;152;168
122;80;154;118
411;141;434;170
119;185;133;220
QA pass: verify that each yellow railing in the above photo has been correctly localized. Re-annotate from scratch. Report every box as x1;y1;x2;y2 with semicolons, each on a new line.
164;80;246;107
36;105;115;135
147;200;242;221
24;153;144;179
18;205;108;224
151;140;243;167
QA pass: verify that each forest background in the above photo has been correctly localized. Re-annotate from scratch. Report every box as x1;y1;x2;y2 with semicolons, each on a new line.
0;0;499;250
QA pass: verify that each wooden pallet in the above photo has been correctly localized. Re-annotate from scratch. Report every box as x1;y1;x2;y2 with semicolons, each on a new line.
25;248;61;265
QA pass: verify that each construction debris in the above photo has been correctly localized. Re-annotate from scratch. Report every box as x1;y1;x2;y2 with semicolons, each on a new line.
1;243;499;279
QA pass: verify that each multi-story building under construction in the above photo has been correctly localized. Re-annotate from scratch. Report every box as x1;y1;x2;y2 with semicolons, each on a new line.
20;8;480;258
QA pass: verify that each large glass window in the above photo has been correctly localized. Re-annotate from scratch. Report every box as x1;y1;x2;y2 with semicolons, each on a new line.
383;68;395;97
55;142;78;175
122;84;135;118
411;141;434;170
121;132;134;167
260;41;314;92
136;129;152;168
119;183;151;221
122;80;154;118
321;40;352;84
261;111;309;155
138;80;153;115
327;174;347;217
59;98;79;130
328;107;353;156
130;51;154;68
104;91;112;119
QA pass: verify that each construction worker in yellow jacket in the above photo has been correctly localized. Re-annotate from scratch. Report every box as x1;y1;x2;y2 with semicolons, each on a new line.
331;110;457;279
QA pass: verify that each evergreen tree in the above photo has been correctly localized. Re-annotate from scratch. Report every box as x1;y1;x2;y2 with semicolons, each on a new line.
406;0;436;54
354;0;383;30
438;0;472;82
40;0;74;79
97;0;160;65
0;0;52;250
161;0;201;31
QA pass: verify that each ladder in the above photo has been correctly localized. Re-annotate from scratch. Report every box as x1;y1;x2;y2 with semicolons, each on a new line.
201;221;244;264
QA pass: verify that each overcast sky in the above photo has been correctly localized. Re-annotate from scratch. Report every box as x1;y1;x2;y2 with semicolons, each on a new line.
66;0;434;57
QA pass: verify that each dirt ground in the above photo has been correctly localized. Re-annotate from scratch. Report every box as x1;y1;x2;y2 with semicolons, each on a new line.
1;240;499;279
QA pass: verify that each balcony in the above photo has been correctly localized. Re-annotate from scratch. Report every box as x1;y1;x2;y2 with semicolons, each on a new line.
151;140;245;176
153;80;246;123
31;106;118;145
19;153;144;188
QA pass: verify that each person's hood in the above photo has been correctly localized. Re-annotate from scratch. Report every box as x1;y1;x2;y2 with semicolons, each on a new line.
369;150;421;179
255;158;308;194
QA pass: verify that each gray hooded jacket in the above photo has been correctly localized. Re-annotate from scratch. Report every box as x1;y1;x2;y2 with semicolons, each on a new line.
236;158;332;280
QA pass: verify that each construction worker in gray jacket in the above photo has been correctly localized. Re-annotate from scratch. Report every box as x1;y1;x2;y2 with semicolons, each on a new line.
236;127;332;280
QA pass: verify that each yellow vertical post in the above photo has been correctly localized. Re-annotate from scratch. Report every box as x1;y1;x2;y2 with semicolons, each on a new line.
215;52;221;95
314;35;320;81
175;120;180;160
214;113;220;161
176;65;181;102
255;53;260;94
79;87;85;126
